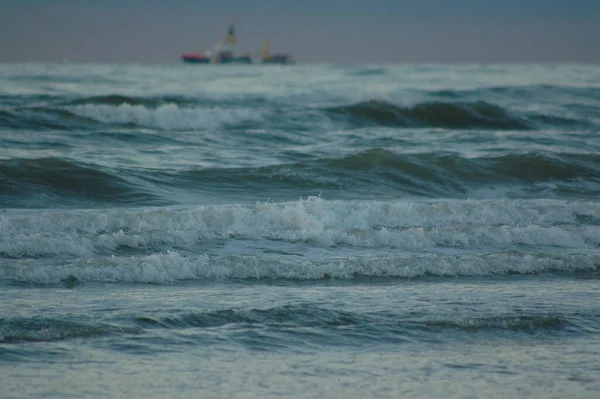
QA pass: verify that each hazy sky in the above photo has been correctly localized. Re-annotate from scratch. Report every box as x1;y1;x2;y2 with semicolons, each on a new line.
1;0;599;63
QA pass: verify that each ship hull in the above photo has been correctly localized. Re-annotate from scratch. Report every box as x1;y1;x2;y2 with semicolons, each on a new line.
219;56;252;64
181;55;210;64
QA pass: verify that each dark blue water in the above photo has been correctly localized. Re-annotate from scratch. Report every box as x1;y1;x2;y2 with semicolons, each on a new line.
1;63;600;398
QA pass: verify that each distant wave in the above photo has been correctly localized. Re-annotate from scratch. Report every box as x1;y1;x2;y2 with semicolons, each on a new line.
66;103;267;130
2;93;595;131
61;94;272;109
324;99;585;129
325;100;529;129
65;94;189;107
343;67;387;77
1;94;273;131
2;103;268;131
429;85;600;102
422;315;568;331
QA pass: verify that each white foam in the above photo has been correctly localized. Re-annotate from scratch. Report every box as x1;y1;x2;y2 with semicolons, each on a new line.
1;198;599;258
67;103;266;130
2;251;599;284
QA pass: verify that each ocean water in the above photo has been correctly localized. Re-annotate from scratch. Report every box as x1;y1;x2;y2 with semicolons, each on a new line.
1;62;600;398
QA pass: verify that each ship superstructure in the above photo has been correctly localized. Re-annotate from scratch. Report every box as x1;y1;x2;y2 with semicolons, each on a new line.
182;19;252;64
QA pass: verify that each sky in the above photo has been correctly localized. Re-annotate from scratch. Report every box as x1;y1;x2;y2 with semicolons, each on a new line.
1;0;599;64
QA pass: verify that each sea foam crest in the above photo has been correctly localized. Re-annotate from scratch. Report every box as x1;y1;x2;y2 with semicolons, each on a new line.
1;198;599;259
3;251;599;284
67;103;266;130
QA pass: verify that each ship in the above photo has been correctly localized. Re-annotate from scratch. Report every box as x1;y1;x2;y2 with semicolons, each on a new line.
181;19;252;64
262;39;294;64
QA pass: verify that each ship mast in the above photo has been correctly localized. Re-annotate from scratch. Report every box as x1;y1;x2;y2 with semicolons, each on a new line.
225;16;237;45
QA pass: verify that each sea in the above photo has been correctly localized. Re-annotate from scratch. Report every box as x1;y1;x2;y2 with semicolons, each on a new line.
1;62;600;398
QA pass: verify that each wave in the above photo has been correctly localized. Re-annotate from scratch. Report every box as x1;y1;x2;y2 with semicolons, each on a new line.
0;157;164;208
136;308;570;332
65;103;267;130
62;94;272;108
422;315;568;331
0;317;141;343
64;94;194;107
343;67;387;77
2;149;600;209
0;108;99;131
1;198;599;278
130;308;590;350
2;95;271;131
2;150;600;208
4;92;595;132
324;99;586;129
3;197;598;242
166;148;600;196
325;100;529;129
322;148;600;183
3;251;599;284
136;307;576;335
135;304;366;329
429;85;600;103
173;149;600;199
0;110;28;130
0;307;579;346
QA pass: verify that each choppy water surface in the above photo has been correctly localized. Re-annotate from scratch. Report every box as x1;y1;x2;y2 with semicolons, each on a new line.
1;63;600;398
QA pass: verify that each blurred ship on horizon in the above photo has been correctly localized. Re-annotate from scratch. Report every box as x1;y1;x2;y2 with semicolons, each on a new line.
181;19;293;65
262;39;294;64
181;18;252;64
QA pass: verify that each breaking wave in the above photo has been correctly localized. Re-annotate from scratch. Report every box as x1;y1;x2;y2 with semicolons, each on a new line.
67;103;267;130
2;96;270;131
1;197;598;283
2;251;599;284
3;93;595;132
